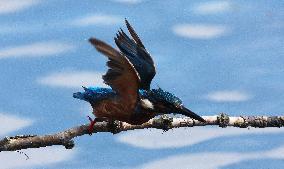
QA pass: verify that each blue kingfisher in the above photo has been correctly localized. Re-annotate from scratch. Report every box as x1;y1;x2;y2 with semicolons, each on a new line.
73;19;205;133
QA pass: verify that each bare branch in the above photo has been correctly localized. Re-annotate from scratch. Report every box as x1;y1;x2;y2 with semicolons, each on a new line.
1;113;284;152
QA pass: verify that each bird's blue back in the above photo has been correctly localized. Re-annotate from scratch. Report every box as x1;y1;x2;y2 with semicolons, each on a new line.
73;87;148;103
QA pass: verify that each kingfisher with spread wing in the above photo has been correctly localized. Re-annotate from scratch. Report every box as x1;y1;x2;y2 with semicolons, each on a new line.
73;19;205;134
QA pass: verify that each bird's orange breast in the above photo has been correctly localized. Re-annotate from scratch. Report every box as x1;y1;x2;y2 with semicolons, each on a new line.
92;98;155;125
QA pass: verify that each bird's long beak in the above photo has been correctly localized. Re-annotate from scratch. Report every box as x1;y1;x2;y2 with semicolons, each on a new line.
179;105;206;122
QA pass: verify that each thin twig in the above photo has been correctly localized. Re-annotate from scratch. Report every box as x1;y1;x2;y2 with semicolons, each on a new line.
1;113;283;152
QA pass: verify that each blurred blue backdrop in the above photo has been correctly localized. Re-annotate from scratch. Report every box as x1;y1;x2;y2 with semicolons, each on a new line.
0;0;283;169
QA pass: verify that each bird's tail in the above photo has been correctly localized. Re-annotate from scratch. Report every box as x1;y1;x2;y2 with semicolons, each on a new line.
73;86;91;102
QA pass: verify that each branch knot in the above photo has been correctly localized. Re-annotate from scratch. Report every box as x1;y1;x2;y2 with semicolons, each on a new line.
63;140;74;149
267;116;284;127
152;115;173;131
108;120;123;134
217;113;229;128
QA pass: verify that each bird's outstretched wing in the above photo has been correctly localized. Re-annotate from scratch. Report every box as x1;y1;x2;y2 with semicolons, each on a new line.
89;38;140;110
114;19;156;90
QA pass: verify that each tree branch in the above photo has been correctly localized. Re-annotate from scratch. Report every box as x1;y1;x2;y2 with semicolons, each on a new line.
1;113;284;152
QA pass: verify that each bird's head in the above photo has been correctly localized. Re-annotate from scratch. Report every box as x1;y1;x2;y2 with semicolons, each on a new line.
148;88;205;122
148;88;183;112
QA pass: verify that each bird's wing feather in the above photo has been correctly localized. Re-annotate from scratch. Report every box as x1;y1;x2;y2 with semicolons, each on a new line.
114;19;156;90
89;38;140;110
125;19;145;49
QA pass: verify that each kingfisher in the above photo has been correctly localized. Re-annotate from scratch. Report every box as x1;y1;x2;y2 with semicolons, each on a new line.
73;19;205;134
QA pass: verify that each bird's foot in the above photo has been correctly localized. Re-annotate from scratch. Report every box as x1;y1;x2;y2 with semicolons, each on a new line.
87;116;96;135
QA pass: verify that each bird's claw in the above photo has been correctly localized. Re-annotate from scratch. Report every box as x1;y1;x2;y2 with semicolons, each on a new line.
87;116;96;135
88;115;93;123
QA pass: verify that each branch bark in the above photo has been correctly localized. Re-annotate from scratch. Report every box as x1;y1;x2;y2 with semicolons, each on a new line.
1;113;284;152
